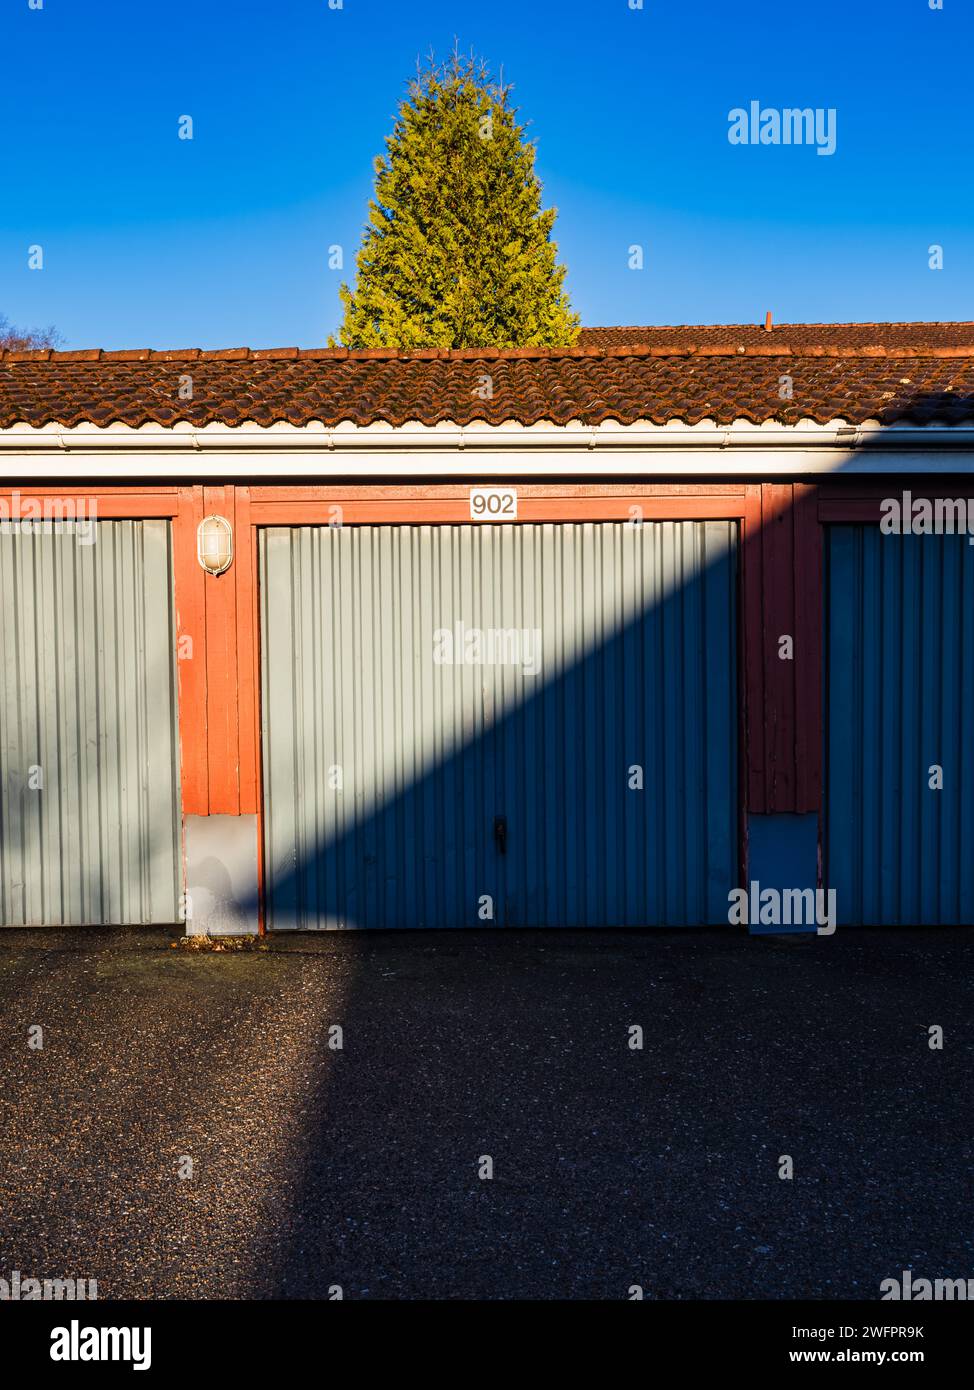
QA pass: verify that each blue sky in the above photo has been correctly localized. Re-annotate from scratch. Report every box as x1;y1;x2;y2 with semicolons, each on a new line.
1;0;971;349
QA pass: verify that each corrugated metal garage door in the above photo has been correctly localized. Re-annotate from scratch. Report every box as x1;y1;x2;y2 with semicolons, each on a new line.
0;520;182;925
826;526;974;924
260;521;738;930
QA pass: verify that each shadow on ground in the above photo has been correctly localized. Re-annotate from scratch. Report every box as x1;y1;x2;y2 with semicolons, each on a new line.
0;926;971;1299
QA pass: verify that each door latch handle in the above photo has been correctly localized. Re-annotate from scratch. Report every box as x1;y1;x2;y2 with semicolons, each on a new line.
493;816;507;855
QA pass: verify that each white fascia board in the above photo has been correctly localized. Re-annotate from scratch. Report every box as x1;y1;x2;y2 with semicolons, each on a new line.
1;420;974;478
3;450;974;480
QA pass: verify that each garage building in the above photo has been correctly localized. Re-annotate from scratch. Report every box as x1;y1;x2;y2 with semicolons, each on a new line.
1;322;972;932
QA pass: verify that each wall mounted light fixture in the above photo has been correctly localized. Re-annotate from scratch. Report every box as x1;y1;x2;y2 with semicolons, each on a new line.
197;515;233;575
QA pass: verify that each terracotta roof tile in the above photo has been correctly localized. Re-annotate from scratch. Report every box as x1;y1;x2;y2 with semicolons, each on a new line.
2;325;973;430
578;322;974;349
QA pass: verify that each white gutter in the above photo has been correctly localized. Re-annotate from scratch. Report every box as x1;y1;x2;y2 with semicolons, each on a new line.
2;423;974;451
1;422;973;478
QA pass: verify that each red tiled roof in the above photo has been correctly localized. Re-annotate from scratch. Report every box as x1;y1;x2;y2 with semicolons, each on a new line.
577;322;974;349
2;327;973;429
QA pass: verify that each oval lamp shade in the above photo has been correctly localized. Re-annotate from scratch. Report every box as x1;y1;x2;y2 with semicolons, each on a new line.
197;515;233;575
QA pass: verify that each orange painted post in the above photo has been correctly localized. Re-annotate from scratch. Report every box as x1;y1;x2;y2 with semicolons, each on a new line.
742;484;766;813
201;485;240;814
793;483;823;813
232;486;259;815
763;482;798;810
742;482;823;817
173;486;208;815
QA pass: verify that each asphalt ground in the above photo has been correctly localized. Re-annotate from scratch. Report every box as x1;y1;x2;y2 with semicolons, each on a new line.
0;926;971;1300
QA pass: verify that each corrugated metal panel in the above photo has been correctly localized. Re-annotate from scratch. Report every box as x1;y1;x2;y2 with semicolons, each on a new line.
825;525;974;924
0;520;181;925
260;521;738;929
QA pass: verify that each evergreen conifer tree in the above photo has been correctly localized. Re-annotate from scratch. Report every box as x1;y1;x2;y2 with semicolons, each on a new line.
335;53;578;349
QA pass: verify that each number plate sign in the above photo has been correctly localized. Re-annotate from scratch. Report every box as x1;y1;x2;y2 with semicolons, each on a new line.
469;487;518;521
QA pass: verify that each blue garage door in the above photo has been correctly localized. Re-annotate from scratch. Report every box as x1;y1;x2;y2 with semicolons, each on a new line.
260;521;738;929
826;525;974;924
0;520;182;926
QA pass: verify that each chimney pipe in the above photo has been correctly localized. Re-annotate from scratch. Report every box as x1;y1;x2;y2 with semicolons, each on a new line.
764;311;773;332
